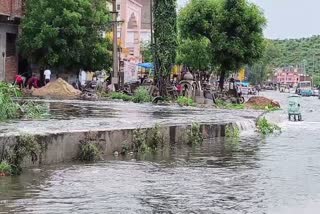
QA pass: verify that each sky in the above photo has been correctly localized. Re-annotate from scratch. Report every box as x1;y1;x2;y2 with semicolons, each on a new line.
178;0;320;39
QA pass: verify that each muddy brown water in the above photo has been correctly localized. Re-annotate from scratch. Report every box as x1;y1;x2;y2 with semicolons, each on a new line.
1;92;320;213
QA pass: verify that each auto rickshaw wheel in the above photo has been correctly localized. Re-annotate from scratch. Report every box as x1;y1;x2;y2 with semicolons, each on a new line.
298;114;302;121
288;114;291;121
237;97;245;104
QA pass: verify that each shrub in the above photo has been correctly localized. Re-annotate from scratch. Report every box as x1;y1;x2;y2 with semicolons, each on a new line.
225;125;240;139
146;124;163;150
257;117;281;135
133;87;152;103
131;124;164;153
131;128;148;153
177;96;196;107
0;161;12;176
0;134;41;175
78;141;100;162
110;92;133;101
187;123;203;146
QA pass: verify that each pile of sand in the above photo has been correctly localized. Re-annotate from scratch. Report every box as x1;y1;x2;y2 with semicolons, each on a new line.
32;78;81;98
246;96;280;109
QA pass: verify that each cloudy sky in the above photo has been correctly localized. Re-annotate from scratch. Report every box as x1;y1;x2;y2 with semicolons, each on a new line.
178;0;320;39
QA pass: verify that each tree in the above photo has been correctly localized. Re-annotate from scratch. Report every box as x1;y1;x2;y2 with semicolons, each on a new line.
19;0;112;71
248;40;280;84
179;0;266;89
141;41;152;63
153;0;178;95
176;38;212;73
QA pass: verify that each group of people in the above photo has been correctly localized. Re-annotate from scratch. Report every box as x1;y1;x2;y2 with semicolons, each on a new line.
14;68;52;89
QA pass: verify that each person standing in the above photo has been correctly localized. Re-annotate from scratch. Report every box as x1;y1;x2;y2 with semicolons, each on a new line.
44;68;51;85
79;70;87;87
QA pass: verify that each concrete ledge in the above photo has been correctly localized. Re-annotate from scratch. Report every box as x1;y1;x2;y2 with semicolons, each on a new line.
0;122;234;167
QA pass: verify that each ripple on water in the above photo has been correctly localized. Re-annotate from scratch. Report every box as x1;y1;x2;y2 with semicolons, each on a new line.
2;92;320;213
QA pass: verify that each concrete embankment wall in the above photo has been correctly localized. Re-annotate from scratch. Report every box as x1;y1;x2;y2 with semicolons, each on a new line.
0;122;235;167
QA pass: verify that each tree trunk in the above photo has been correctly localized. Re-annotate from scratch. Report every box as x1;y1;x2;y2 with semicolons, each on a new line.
219;70;226;91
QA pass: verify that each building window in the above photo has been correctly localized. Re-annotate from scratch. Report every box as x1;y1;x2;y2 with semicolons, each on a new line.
117;4;120;11
6;33;17;57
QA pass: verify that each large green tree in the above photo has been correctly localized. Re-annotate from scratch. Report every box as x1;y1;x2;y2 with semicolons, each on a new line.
179;0;266;89
19;0;112;71
176;38;212;73
153;0;178;94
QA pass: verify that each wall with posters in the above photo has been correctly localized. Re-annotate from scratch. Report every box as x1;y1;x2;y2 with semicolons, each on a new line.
124;61;138;83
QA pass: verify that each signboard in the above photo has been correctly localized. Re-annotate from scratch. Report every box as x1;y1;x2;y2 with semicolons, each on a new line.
238;68;245;81
123;61;138;83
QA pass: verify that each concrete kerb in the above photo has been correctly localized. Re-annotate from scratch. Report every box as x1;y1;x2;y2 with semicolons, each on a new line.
0;122;234;167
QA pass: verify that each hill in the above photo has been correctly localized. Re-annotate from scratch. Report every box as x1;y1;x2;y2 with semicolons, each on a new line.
271;36;320;74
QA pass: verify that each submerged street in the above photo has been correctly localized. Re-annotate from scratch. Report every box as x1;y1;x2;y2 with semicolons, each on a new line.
1;92;320;214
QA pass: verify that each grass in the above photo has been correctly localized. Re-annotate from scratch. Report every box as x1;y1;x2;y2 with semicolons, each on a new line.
0;83;21;121
216;100;245;110
20;102;49;119
252;104;281;112
257;117;281;135
0;83;49;121
177;96;196;107
110;92;133;101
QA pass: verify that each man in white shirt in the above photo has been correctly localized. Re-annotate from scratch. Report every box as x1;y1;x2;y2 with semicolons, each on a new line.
44;68;51;85
79;70;86;86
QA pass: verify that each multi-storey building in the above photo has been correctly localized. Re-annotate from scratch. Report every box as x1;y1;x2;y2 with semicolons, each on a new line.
115;0;151;63
0;0;23;82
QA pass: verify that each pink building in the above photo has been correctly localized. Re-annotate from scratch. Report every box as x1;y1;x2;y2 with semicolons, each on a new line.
274;67;311;86
116;0;151;63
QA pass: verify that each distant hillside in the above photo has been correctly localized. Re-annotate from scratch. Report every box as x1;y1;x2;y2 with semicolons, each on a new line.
271;35;320;73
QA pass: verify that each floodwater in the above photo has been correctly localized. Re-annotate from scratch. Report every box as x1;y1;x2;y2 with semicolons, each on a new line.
1;92;320;213
0;99;260;136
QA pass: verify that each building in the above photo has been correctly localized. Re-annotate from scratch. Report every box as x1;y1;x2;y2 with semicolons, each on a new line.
274;67;312;86
115;0;151;63
0;0;23;82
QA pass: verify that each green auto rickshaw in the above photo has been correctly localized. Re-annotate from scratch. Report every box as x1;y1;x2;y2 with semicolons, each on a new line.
288;94;302;121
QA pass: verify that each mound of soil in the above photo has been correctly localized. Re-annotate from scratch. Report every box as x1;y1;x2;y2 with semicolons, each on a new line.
245;96;280;109
32;78;81;98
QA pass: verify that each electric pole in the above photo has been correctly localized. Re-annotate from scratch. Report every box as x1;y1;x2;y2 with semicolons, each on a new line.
112;0;119;85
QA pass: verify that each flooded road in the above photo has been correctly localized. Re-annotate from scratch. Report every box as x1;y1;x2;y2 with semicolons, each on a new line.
1;91;320;213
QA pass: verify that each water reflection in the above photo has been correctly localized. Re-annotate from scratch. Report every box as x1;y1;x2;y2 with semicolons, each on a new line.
0;135;263;214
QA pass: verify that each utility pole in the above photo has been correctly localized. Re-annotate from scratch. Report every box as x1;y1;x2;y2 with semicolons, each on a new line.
150;0;156;78
112;0;119;85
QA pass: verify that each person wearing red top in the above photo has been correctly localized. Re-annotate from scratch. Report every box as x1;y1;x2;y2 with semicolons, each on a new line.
15;75;23;89
27;75;40;89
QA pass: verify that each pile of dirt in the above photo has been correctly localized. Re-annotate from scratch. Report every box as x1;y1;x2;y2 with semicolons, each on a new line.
32;78;81;98
245;96;280;109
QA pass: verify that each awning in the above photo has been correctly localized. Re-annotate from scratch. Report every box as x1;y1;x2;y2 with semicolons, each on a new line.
138;62;154;69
